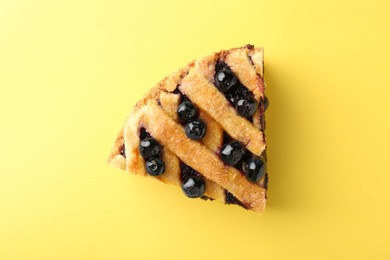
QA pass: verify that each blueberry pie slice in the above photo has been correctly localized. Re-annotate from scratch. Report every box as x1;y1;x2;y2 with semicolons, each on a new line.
108;45;269;213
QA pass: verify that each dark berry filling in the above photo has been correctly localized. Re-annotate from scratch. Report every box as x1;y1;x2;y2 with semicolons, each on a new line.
220;133;267;185
215;66;238;93
223;132;234;144
258;95;269;131
140;127;151;140
139;127;165;177
139;137;162;159
185;119;207;140
176;93;207;141
119;144;126;158
235;98;258;118
214;62;258;119
182;175;206;198
259;111;266;131
180;162;206;198
225;190;247;209
177;101;198;124
242;155;266;183
145;157;165;176
180;162;199;180
263;172;269;190
224;84;255;105
220;141;245;166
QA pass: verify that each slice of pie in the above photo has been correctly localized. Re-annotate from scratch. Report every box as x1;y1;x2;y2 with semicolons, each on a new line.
108;44;269;213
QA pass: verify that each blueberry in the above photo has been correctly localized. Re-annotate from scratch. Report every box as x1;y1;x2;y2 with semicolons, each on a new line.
215;68;238;93
235;98;258;118
185;119;207;140
225;91;237;104
177;101;198;124
139;137;162;159
220;141;245;166
181;175;206;198
242;156;266;183
145;157;165;176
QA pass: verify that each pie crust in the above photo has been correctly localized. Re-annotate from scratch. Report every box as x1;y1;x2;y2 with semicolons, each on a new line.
108;45;268;213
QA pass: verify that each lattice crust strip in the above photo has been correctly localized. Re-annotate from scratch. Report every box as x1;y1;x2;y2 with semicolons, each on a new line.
108;45;268;213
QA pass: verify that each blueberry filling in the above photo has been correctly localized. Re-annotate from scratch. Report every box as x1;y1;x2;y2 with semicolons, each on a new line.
145;157;165;176
222;132;234;144
182;175;206;198
185;119;207;140
140;127;151;140
139;127;165;176
242;155;266;183
258;95;268;131
180;162;200;180
139;137;162;159
180;162;206;198
119;144;126;158
176;93;207;141
214;62;258;119
260;111;266;131
220;141;245;166
220;133;267;185
263;172;269;190
225;190;247;209
235;98;258;118
177;101;198;124
225;85;257;107
215;66;238;93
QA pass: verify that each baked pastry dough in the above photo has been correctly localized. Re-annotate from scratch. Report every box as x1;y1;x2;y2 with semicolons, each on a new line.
108;45;268;213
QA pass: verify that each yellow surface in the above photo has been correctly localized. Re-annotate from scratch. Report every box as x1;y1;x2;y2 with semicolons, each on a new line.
1;0;390;259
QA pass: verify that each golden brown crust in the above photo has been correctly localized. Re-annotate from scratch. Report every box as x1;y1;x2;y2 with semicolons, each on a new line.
199;109;223;153
248;48;264;78
194;53;218;82
108;45;267;212
159;92;180;121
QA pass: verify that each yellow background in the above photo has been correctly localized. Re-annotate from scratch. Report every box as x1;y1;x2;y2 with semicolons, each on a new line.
1;0;390;259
